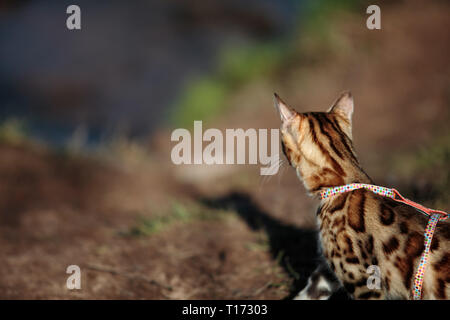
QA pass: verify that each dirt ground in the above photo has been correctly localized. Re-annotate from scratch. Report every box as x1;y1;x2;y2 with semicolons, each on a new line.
0;0;449;299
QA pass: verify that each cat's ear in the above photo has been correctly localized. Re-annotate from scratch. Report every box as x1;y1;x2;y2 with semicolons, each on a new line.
274;93;296;122
329;91;353;123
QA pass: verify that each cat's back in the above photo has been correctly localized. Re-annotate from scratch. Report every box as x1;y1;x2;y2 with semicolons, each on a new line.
362;191;450;299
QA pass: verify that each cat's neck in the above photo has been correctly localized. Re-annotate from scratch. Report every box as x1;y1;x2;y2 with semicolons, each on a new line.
342;168;373;185
301;162;373;197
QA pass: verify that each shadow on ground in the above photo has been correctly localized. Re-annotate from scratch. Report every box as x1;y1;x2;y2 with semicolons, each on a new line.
200;191;350;299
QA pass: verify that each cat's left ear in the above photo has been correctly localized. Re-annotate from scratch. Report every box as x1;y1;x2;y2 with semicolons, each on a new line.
328;91;353;123
274;93;296;122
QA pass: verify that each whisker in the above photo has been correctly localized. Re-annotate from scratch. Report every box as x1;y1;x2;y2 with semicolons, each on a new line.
257;158;283;193
278;159;288;186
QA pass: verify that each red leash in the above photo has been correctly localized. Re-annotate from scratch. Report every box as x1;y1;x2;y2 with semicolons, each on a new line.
390;188;448;220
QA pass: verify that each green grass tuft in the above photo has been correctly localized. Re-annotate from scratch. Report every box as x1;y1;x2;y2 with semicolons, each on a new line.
0;118;29;145
123;200;235;237
170;78;228;128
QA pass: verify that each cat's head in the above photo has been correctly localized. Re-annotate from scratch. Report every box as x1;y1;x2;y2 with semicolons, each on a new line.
275;92;362;193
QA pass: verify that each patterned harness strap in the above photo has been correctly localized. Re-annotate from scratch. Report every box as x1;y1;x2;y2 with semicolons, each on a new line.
320;183;448;300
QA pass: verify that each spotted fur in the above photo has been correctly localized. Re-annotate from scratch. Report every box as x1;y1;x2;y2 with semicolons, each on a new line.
276;92;450;300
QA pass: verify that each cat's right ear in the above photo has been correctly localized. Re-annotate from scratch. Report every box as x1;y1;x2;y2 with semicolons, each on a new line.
328;91;353;123
274;93;296;122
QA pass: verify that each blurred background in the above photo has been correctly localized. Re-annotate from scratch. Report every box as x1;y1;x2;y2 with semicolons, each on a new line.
0;0;448;299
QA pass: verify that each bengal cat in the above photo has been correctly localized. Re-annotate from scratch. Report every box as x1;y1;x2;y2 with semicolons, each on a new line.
275;92;449;300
